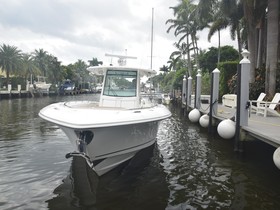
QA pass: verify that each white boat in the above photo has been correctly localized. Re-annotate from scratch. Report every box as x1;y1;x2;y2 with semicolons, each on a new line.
32;76;52;93
39;58;171;176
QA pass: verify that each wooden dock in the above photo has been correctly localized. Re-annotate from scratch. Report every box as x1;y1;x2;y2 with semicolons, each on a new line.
186;102;280;148
0;89;92;99
0;90;31;99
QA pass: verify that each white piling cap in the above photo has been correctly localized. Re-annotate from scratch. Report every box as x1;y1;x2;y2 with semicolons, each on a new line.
213;68;220;73
240;49;250;64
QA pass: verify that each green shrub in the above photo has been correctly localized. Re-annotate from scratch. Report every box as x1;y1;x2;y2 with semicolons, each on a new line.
218;61;239;99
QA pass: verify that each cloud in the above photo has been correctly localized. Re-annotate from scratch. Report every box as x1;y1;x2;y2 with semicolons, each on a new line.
0;0;237;71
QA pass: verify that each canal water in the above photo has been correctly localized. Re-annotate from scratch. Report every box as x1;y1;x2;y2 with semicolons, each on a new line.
0;94;280;210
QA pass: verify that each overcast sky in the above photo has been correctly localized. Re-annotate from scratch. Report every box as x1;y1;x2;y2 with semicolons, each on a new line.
0;0;237;71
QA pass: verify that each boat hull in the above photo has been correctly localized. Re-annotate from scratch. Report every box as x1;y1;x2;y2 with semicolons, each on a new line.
39;100;171;176
61;121;159;176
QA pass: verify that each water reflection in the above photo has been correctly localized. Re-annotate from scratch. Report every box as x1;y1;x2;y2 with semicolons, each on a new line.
47;144;169;210
157;110;233;209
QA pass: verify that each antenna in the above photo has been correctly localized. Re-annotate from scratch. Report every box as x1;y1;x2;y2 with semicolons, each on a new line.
150;8;154;69
105;53;137;66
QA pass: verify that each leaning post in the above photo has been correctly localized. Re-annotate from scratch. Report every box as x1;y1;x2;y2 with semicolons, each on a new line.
195;69;202;109
235;49;250;152
208;68;220;133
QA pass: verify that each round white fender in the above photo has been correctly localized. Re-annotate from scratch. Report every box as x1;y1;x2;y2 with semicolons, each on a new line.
188;108;201;123
199;114;209;128
273;147;280;170
217;119;236;139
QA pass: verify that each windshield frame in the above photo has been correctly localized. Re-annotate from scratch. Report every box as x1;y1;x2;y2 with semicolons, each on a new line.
103;70;138;97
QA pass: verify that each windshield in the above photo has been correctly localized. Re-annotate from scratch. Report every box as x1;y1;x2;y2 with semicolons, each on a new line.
103;70;137;97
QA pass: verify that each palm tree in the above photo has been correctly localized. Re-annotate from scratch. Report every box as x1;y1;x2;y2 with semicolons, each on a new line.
207;0;243;63
169;42;194;76
265;0;279;98
159;65;169;74
0;44;22;83
242;0;267;82
167;57;177;71
33;49;48;77
88;58;103;66
74;59;88;88
166;0;197;75
220;0;243;55
196;0;216;24
21;53;40;80
47;54;62;84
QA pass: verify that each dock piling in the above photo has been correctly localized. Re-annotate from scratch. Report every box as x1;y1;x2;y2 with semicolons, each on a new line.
195;69;201;109
186;76;192;112
208;68;220;133
235;49;250;152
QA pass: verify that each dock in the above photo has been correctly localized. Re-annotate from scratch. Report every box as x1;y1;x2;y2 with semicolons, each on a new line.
0;89;93;99
186;101;280;148
0;90;31;99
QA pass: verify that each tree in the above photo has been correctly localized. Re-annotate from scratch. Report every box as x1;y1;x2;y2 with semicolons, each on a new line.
220;0;243;56
62;64;75;81
88;57;103;66
265;0;279;98
199;46;239;73
166;0;197;75
167;57;177;71
197;0;279;96
21;53;40;80
159;65;169;74
0;44;22;83
74;59;89;88
242;0;267;82
169;42;190;74
33;49;48;77
47;54;62;84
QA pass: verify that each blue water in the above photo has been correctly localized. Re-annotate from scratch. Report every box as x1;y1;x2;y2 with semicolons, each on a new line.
0;95;280;210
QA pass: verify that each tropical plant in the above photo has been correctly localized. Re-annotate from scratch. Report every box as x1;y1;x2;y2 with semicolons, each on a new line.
47;54;62;84
73;59;89;88
0;44;22;83
21;53;41;80
201;71;211;95
167;56;178;71
218;60;239;97
199;45;239;73
159;65;169;74
33;49;48;77
61;64;75;82
169;42;189;73
166;0;197;75
265;0;279;98
206;0;244;61
242;0;266;82
88;57;103;66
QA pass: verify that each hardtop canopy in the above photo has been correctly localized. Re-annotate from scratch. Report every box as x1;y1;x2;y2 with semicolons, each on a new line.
87;66;157;78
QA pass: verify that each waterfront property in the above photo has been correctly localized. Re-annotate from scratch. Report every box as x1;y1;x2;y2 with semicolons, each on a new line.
180;49;280;169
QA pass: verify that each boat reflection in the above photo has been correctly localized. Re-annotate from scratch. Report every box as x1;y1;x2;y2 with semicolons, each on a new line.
47;144;169;210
